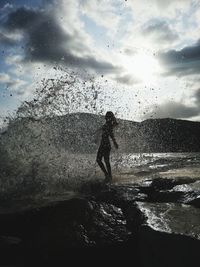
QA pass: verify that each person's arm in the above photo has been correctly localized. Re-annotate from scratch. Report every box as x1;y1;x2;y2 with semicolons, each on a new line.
110;129;118;149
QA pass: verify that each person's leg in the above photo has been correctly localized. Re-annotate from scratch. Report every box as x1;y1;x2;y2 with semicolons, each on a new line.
104;150;112;181
96;149;108;177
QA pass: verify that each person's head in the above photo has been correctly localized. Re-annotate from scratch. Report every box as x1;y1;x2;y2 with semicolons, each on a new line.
105;111;118;127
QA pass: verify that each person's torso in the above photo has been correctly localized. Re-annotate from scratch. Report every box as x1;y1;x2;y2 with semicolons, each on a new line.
100;123;112;148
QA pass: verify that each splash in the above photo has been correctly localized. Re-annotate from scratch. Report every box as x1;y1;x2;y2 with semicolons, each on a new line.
0;67;146;198
16;67;103;119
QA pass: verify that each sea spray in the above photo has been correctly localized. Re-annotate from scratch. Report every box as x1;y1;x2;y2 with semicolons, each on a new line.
0;67;141;197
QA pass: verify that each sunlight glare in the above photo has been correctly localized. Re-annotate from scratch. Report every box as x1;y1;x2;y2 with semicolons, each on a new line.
122;52;162;83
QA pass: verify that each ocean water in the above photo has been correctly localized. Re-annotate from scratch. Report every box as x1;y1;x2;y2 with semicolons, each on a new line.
1;151;200;198
111;152;200;172
59;152;200;188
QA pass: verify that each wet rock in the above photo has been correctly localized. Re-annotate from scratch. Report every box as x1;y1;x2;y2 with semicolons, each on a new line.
0;235;22;265
142;177;196;191
135;201;200;239
139;225;200;267
147;190;185;203
0;235;21;246
0;197;130;264
172;179;200;192
79;179;108;195
122;202;146;232
170;180;200;208
94;184;147;207
86;201;130;246
135;201;200;267
138;177;199;204
183;193;200;208
1;177;200;266
80;180;147;207
28;197;129;246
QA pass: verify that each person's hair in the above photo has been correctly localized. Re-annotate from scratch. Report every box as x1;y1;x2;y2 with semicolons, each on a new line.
105;111;118;126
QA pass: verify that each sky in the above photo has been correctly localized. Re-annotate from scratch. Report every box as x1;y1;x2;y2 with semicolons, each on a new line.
0;0;200;124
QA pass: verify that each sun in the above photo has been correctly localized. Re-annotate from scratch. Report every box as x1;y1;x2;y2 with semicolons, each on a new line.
121;52;162;83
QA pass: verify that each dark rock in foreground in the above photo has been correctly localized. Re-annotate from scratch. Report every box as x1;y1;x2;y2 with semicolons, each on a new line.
136;201;200;240
0;197;131;265
135;201;200;267
0;176;200;266
136;177;200;206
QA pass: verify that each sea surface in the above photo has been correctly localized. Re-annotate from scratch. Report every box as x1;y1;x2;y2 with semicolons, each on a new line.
1;151;200;198
65;152;200;186
0;152;200;213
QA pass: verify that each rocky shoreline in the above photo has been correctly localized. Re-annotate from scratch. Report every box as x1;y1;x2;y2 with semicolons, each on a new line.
0;176;200;266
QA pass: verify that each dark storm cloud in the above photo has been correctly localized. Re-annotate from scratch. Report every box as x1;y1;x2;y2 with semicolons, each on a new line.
0;2;13;23
148;102;198;119
2;6;118;73
158;40;200;76
143;88;200;120
142;21;179;43
0;1;12;8
194;88;200;104
0;32;16;46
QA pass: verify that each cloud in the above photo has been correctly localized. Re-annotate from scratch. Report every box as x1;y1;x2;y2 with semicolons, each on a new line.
193;87;200;105
141;21;179;43
158;40;200;76
119;0;194;55
0;32;15;46
0;72;27;94
127;0;191;20
0;30;22;46
143;88;200;120
153;0;190;10
0;2;13;14
146;102;198;119
2;5;118;74
80;0;121;30
114;73;141;85
0;2;13;8
0;72;10;83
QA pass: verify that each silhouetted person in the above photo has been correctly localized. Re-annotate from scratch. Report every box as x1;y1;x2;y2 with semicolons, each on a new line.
96;111;119;182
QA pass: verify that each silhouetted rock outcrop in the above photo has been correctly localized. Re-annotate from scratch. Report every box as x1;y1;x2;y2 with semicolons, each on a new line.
140;118;200;152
